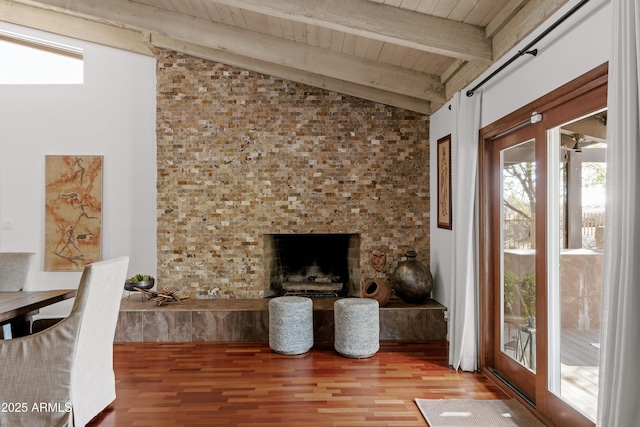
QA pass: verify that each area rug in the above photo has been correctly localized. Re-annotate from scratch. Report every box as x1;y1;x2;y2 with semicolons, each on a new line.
415;398;545;427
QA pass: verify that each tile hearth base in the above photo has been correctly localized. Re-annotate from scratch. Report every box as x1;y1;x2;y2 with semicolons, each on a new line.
115;297;447;343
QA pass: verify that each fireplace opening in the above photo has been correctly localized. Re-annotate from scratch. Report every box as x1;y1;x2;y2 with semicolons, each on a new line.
265;233;360;297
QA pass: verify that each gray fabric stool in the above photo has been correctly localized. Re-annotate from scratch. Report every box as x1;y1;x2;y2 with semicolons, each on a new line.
334;298;379;358
269;296;313;355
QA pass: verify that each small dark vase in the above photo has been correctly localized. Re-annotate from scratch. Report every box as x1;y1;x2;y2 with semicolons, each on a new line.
390;250;433;304
363;279;391;307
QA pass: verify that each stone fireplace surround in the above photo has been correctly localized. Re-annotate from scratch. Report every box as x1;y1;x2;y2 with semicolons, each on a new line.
156;50;430;300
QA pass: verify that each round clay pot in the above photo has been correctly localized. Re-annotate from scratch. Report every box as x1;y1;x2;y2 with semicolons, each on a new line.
390;250;432;304
362;279;391;307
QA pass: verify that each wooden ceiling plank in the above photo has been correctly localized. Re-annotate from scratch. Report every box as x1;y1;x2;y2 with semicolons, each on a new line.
292;20;307;43
384;0;403;7
400;47;421;69
151;33;432;114
317;26;332;49
226;5;248;28
417;51;452;76
279;17;295;41
380;44;410;67
463;0;501;26
341;33;357;56
202;1;225;22
447;0;478;22
398;0;421;12
411;51;434;73
364;39;384;61
329;29;344;52
266;15;283;38
414;0;439;15
398;0;421;11
440;58;467;84
0;1;153;56
166;0;194;15
240;10;269;35
212;4;237;26
206;0;493;63
306;23;319;47
430;0;456;18
353;35;371;58
485;0;528;38
186;0;219;20
434;56;457;76
25;0;444;101
141;0;176;12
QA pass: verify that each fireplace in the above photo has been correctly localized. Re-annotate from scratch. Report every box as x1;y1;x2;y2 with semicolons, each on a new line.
264;234;361;297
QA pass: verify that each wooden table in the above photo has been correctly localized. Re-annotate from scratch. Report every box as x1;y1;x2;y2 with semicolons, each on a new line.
0;289;77;336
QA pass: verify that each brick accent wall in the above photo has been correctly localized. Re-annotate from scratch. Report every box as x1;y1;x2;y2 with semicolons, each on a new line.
156;50;430;298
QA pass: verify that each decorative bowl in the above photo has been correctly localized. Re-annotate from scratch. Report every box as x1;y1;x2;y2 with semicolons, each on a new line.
124;279;155;291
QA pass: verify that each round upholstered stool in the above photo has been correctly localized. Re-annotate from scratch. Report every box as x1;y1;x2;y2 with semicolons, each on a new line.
269;296;314;355
334;298;379;358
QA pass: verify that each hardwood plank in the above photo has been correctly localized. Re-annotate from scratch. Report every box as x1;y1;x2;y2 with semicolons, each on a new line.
88;341;508;426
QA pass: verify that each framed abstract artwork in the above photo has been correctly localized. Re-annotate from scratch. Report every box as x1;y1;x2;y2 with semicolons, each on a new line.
437;135;452;230
44;155;103;271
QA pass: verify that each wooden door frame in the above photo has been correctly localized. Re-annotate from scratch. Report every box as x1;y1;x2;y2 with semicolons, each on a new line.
478;62;608;426
486;125;540;400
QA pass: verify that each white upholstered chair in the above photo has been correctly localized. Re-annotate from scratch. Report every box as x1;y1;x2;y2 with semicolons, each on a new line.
0;252;36;338
0;256;129;427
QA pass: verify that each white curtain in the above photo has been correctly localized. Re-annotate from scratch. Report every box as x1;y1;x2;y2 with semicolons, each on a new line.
597;0;640;425
448;90;482;371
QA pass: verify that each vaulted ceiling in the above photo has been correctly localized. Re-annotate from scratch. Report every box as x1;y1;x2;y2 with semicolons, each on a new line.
3;0;570;114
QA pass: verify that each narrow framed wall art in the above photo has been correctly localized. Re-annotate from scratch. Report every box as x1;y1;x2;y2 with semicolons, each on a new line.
44;155;103;271
437;135;452;229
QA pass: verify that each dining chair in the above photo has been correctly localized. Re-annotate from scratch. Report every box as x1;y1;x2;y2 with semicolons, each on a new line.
0;256;129;427
0;252;36;339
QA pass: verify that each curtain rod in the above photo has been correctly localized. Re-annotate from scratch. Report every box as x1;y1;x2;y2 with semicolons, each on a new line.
466;0;592;97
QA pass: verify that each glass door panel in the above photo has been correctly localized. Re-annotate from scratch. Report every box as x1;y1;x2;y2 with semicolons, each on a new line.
500;139;537;372
482;67;607;427
547;110;606;422
490;125;538;402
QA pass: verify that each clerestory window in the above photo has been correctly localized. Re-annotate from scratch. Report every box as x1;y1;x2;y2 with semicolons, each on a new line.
0;29;83;84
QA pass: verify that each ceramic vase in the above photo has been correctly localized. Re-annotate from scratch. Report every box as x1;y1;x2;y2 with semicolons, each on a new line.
362;279;391;307
390;250;433;304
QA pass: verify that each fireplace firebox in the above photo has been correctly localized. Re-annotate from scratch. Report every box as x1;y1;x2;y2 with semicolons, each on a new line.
264;233;361;297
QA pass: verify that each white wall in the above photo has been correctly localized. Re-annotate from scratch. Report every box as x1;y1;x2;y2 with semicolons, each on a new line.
0;22;157;317
429;0;611;311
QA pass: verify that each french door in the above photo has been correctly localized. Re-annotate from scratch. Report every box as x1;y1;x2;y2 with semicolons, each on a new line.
489;124;541;401
480;64;608;426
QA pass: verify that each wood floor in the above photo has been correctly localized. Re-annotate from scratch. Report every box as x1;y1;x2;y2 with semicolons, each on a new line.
560;330;600;421
88;341;507;427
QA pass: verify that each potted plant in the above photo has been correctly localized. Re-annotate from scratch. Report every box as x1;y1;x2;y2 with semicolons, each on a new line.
504;270;536;327
124;274;155;291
